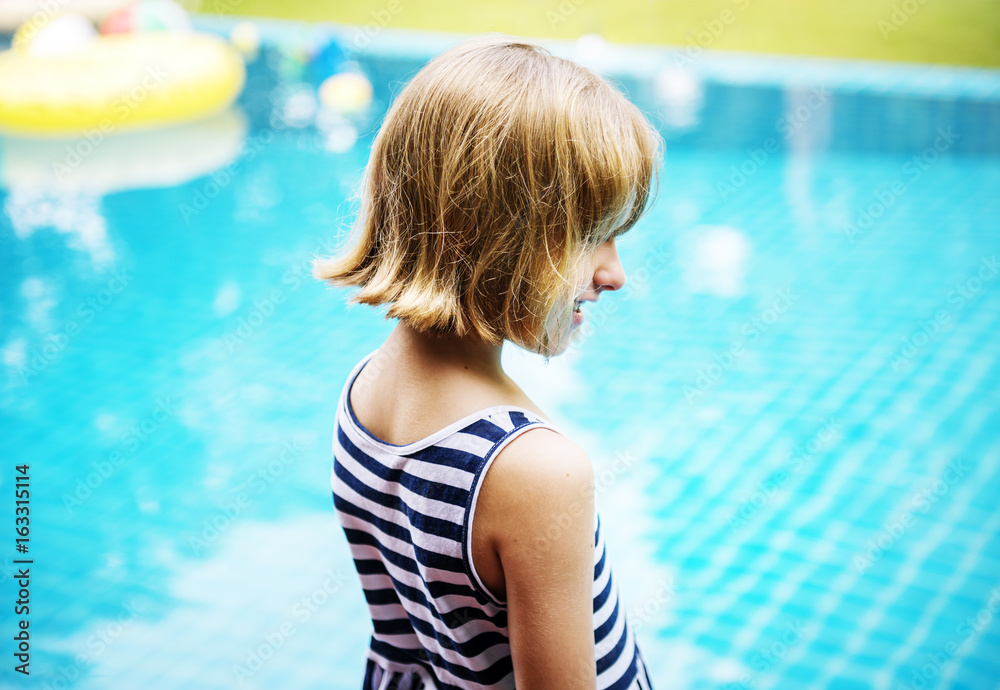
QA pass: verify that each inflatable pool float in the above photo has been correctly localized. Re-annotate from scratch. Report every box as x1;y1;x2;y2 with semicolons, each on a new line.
0;31;245;138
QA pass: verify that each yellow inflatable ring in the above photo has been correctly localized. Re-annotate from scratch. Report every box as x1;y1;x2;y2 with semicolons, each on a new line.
0;32;245;138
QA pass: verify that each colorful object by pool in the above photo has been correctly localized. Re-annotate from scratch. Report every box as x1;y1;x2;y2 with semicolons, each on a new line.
0;31;245;138
309;38;347;82
12;12;97;56
229;20;261;60
318;71;373;116
99;0;191;34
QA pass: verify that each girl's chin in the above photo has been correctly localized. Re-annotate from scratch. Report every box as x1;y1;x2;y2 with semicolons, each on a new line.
540;323;580;357
536;306;583;357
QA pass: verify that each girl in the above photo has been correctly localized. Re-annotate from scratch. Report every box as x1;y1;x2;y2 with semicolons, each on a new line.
314;34;660;689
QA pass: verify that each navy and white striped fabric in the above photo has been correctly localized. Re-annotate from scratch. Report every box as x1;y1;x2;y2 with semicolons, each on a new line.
332;349;655;690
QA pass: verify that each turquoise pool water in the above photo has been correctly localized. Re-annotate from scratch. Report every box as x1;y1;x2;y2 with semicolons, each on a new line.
1;21;999;690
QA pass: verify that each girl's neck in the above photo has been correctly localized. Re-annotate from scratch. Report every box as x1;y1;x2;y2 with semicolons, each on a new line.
386;320;507;383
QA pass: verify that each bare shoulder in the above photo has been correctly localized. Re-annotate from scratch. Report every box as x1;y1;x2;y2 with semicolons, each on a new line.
491;428;593;487
480;429;595;545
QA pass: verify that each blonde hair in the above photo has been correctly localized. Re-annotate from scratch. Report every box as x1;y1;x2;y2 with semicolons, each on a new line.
313;34;661;353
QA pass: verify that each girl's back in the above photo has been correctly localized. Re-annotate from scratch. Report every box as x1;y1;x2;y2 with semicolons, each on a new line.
334;342;653;689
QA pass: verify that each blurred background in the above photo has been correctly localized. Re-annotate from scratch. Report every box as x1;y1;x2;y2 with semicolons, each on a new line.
0;1;998;689
203;0;1000;66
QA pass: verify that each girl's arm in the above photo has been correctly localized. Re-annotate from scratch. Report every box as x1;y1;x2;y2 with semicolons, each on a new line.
478;429;597;689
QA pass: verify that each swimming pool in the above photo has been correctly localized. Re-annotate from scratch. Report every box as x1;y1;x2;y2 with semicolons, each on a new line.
1;19;998;690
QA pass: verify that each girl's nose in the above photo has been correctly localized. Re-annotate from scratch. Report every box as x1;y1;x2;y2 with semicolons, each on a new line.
593;239;627;292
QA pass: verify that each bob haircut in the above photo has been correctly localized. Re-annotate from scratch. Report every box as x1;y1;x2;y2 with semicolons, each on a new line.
313;34;661;354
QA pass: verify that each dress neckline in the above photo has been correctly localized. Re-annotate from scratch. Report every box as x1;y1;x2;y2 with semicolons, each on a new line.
342;349;551;454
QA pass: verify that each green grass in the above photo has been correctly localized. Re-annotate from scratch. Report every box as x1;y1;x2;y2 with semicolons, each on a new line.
197;0;1000;67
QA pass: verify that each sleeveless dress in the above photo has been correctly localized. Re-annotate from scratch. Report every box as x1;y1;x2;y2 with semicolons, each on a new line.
331;349;655;690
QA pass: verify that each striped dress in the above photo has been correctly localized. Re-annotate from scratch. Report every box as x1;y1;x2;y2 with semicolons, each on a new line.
332;349;655;690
